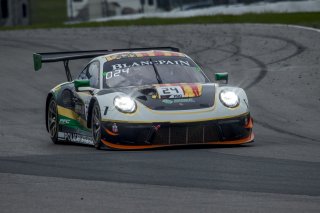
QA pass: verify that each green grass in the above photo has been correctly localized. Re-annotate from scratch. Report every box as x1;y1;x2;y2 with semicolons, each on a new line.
1;11;320;31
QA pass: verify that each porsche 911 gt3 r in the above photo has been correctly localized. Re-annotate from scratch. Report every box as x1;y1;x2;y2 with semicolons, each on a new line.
33;47;254;150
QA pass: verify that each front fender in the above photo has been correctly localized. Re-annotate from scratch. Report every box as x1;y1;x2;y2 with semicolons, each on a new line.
87;97;98;129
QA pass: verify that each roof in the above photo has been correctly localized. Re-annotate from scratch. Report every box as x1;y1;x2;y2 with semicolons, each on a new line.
100;50;187;62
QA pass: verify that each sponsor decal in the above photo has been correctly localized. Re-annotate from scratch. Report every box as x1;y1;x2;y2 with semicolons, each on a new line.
162;98;195;104
181;84;202;97
106;52;140;61
57;106;89;131
105;51;185;62
110;60;190;71
162;99;174;104
59;118;70;125
103;60;191;80
112;123;118;133
60;125;91;135
58;132;93;145
153;124;161;131
174;98;196;103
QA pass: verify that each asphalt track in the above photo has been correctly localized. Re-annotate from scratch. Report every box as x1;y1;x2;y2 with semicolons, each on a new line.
0;24;320;212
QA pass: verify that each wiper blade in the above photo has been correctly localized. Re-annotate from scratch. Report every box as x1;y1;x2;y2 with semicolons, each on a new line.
149;58;163;84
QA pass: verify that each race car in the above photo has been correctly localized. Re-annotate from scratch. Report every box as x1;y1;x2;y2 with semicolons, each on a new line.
33;47;254;150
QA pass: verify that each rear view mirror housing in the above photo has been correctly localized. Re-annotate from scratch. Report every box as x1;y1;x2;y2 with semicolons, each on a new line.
215;72;228;84
74;79;90;91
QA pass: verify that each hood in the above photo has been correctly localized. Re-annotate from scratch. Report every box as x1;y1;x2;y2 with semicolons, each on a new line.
98;83;216;111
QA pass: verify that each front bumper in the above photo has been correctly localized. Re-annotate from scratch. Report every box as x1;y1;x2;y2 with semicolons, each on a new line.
101;114;254;149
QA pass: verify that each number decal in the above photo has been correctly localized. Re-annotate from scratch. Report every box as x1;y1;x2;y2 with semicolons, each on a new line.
171;88;179;94
114;69;121;77
157;86;185;99
122;68;129;74
162;88;170;94
105;68;131;80
106;72;113;80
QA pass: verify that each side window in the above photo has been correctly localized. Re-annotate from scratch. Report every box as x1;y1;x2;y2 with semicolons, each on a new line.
77;61;100;89
88;61;100;89
78;67;88;80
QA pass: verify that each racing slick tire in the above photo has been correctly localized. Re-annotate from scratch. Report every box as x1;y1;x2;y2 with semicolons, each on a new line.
91;101;103;149
47;97;59;144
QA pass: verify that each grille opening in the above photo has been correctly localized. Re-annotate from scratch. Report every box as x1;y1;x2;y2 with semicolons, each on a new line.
102;116;250;146
171;126;187;144
188;125;204;144
204;125;220;142
219;121;248;140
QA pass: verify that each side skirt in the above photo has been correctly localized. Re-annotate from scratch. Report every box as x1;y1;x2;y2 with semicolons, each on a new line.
57;132;94;145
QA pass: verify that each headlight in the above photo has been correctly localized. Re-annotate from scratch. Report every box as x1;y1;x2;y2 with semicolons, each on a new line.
219;90;239;108
114;96;136;113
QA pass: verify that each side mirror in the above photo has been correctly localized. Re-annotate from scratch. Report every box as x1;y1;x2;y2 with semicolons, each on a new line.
74;79;92;92
215;72;228;84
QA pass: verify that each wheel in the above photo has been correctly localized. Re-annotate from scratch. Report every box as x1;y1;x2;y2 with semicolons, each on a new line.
92;102;102;149
47;97;59;144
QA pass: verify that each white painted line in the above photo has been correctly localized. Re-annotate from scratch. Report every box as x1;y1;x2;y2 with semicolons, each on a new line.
247;23;320;34
286;24;320;33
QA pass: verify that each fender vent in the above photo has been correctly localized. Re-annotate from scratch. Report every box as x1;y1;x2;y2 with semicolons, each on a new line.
61;90;74;108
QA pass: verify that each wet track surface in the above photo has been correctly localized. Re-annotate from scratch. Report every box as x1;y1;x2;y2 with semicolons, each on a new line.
0;24;320;212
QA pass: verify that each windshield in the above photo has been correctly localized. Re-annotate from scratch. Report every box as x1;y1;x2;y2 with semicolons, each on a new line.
103;56;208;88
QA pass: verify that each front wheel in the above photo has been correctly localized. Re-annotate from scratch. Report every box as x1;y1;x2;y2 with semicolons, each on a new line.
91;102;102;149
47;97;59;144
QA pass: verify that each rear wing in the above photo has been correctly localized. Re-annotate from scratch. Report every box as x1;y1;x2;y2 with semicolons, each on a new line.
33;47;180;81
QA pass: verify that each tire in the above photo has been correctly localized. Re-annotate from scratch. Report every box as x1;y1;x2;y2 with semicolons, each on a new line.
47;97;59;144
91;102;102;149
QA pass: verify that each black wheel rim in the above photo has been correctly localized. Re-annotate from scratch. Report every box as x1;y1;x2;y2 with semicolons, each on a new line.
48;100;57;138
92;105;101;143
